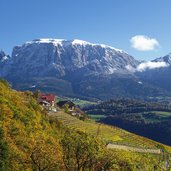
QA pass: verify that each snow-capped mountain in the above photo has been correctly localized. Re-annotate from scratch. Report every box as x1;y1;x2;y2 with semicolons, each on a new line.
5;38;139;79
0;39;169;99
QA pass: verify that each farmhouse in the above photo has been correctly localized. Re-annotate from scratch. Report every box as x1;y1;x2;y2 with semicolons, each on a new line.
39;93;56;110
57;100;76;111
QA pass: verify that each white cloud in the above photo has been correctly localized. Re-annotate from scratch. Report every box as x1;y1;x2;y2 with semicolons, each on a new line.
125;61;169;73
130;35;159;51
137;61;169;72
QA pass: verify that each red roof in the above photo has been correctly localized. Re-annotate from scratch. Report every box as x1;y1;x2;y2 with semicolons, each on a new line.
39;93;55;105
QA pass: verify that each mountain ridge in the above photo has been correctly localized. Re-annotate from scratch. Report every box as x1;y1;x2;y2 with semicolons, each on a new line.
1;38;171;99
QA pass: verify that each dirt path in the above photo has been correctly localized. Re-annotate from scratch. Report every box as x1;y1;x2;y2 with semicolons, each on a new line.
107;143;161;154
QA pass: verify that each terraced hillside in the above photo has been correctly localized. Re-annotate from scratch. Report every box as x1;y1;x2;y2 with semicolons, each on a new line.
48;111;171;153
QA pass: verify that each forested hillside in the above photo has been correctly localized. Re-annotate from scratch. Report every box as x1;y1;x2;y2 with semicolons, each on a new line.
0;80;171;170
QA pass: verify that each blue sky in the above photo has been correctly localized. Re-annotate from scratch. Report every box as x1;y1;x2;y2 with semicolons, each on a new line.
0;0;171;60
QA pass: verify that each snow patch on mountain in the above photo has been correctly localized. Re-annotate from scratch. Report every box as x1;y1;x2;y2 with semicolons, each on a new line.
26;38;65;46
0;50;10;62
23;38;127;54
71;39;126;53
1;56;9;62
138;81;142;84
71;39;91;46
